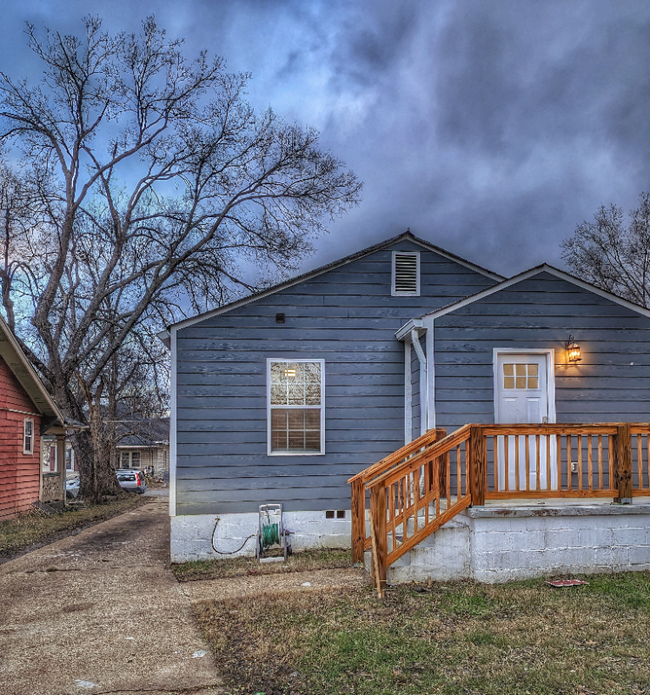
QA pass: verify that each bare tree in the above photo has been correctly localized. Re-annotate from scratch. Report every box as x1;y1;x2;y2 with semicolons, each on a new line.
562;193;650;308
0;16;361;500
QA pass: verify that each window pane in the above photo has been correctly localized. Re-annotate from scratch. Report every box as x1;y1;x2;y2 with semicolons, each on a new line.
528;377;539;389
503;363;514;376
132;452;141;467
528;363;538;376
272;430;287;451
288;431;305;450
504;377;514;389
121;452;130;467
304;430;321;451
288;410;304;428
270;362;285;383
271;384;286;406
304;363;321;405
287;383;305;406
304;410;320;428
515;364;526;376
515;376;526;389
271;410;287;428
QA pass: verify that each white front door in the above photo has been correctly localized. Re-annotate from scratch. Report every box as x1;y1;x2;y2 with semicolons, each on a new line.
495;352;556;490
496;353;548;424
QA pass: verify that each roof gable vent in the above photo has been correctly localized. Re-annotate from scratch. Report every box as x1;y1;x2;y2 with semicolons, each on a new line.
392;251;420;296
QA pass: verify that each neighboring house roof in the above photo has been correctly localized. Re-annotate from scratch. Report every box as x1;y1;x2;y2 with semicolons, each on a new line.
395;264;650;340
0;314;67;429
116;417;170;448
162;231;504;335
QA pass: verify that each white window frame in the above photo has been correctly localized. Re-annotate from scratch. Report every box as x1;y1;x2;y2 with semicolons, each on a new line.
23;418;34;455
391;251;420;297
267;358;325;456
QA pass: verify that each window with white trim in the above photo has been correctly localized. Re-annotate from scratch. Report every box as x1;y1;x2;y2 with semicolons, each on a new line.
392;251;420;296
23;418;34;455
268;359;325;455
120;451;142;468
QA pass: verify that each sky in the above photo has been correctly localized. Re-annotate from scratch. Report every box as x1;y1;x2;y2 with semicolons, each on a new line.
2;0;650;278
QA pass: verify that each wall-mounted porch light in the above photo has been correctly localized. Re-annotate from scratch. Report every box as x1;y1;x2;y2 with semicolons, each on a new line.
566;335;582;363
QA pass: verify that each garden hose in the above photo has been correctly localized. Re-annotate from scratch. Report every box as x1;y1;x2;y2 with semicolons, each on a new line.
210;517;255;555
261;521;280;549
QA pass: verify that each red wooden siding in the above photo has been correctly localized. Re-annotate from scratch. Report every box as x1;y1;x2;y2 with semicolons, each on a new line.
0;357;42;520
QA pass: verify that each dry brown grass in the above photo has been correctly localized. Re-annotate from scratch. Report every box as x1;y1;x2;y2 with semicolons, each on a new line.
193;572;650;695
0;495;147;558
172;547;353;582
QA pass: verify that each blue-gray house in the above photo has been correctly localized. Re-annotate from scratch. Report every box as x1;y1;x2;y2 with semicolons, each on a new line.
166;231;650;571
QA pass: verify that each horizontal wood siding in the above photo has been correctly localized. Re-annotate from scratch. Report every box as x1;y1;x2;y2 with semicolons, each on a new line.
176;241;496;515
434;272;650;433
0;356;42;520
411;342;420;441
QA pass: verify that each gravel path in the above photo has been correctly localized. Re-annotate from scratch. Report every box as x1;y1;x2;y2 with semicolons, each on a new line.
0;499;222;695
181;566;370;603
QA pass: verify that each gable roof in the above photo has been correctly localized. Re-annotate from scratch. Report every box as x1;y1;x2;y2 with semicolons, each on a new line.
166;231;504;333
395;263;650;340
0;314;66;426
116;418;170;448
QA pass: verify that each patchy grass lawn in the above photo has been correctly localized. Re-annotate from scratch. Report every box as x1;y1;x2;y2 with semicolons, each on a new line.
172;547;352;582
193;572;650;695
0;495;147;558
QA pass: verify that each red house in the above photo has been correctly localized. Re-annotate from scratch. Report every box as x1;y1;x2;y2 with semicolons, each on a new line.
0;315;68;520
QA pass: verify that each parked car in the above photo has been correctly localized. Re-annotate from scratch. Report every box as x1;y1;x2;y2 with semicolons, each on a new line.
66;474;80;499
116;469;147;494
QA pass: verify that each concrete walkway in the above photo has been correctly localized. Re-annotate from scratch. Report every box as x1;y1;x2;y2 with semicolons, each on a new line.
0;499;222;695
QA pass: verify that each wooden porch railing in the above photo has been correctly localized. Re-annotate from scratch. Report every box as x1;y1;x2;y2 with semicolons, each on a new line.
348;427;446;563
352;422;650;597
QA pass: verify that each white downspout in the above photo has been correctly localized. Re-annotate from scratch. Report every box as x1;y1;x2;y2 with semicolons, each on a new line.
404;340;412;444
411;328;427;436
425;317;436;430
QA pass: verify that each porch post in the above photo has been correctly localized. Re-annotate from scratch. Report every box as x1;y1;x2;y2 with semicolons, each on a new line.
351;478;365;564
369;485;387;598
57;434;66;507
469;426;486;506
613;424;633;504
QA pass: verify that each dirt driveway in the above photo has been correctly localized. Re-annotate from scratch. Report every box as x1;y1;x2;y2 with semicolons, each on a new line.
0;499;222;695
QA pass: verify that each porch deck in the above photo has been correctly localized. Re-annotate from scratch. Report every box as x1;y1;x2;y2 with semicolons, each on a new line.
349;423;650;595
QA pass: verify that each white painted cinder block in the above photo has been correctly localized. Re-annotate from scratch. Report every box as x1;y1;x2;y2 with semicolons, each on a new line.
383;504;650;584
170;510;351;563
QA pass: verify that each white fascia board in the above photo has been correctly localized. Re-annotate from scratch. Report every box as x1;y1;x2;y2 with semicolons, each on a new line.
170;233;503;332
0;314;65;424
156;330;171;349
395;318;423;342
419;264;650;322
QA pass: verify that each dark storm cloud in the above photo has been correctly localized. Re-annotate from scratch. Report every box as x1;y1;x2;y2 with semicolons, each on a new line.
3;1;650;277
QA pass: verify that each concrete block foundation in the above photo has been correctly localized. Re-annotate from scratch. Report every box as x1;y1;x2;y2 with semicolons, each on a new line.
374;501;650;583
170;510;351;563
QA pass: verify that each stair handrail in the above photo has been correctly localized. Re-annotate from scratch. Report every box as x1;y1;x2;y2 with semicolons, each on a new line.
367;424;479;597
348;427;446;563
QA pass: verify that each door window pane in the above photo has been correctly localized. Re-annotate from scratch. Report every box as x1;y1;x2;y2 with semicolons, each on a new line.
504;362;542;389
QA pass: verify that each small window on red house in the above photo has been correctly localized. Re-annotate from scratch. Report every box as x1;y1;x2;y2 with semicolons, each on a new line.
23;419;34;455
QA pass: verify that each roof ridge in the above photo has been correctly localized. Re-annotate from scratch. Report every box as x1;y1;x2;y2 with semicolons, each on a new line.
166;230;503;331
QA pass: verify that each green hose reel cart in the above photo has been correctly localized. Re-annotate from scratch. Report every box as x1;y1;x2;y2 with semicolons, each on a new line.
256;503;292;562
